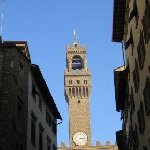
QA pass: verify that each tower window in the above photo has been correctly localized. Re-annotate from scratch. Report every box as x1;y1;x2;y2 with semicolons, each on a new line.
86;87;88;97
69;88;72;97
83;87;86;97
76;88;79;97
77;80;80;84
72;88;75;97
69;80;72;84
84;80;87;84
72;55;83;70
79;88;82;98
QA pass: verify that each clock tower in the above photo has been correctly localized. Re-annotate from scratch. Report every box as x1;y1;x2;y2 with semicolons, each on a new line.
64;31;91;148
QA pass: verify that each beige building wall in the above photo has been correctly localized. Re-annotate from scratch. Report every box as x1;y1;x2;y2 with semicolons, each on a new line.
113;0;150;149
124;0;150;149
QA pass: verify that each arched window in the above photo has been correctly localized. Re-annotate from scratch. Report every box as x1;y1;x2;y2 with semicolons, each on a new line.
69;88;71;97
79;88;82;98
72;88;75;97
72;55;83;70
83;87;85;97
86;87;88;97
76;88;79;97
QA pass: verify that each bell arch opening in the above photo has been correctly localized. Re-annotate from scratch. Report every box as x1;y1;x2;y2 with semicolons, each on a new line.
72;55;83;70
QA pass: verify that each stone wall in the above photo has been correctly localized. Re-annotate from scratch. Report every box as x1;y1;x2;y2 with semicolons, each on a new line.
0;45;30;150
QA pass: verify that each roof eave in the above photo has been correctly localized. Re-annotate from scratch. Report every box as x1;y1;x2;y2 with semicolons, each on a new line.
112;0;126;42
30;64;62;120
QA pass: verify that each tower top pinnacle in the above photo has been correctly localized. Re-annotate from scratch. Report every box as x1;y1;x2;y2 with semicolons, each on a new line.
72;29;79;46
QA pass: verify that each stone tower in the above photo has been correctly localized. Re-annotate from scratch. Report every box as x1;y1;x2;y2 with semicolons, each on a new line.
64;31;91;148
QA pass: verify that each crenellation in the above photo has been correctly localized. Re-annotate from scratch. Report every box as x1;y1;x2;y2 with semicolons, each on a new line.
59;140;117;150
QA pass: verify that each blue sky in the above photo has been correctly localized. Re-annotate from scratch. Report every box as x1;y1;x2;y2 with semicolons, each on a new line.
1;0;123;146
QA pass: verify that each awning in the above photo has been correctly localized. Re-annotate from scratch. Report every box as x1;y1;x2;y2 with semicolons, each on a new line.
112;0;126;42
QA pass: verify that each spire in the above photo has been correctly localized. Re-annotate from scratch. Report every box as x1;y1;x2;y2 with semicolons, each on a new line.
72;29;79;46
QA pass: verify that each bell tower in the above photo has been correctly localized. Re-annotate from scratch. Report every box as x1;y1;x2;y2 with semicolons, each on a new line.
64;30;91;148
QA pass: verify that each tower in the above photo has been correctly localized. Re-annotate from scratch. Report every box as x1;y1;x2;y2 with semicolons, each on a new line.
64;31;91;148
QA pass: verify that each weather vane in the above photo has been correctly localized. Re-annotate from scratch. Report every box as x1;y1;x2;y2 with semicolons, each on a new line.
73;29;78;41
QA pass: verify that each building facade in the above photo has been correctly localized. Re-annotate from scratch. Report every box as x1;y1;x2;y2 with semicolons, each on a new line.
59;32;118;150
0;40;62;150
112;0;150;150
0;41;30;150
27;64;62;150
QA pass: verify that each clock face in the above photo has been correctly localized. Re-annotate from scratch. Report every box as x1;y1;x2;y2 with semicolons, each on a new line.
73;132;87;146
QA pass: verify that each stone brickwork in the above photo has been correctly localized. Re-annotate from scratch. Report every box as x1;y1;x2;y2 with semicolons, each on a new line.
0;42;30;150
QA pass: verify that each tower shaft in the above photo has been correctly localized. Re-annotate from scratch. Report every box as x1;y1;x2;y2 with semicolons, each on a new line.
64;39;92;148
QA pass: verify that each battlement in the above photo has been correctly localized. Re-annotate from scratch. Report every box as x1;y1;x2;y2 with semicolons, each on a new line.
58;141;118;150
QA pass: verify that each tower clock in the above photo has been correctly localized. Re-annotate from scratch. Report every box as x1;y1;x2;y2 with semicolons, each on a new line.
64;30;92;148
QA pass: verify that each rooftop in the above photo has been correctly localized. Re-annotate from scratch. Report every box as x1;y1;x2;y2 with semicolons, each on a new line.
0;40;31;61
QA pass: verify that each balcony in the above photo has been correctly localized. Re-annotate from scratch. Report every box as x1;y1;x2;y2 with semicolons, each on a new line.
114;65;128;112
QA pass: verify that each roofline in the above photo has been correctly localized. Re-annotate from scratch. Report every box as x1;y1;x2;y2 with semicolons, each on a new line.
112;0;126;42
0;40;31;61
30;64;62;120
